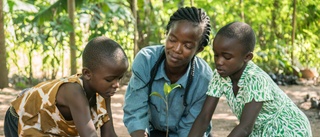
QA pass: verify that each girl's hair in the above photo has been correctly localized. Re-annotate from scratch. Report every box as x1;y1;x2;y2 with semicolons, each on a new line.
215;21;256;53
166;6;211;47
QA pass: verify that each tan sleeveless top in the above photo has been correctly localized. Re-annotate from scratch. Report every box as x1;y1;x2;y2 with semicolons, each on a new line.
11;74;109;136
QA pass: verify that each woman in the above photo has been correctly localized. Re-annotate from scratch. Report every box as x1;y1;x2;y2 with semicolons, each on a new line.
123;6;213;137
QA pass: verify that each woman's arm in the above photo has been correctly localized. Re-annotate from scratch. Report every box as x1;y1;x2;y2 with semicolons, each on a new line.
188;96;220;137
101;97;117;137
228;99;263;137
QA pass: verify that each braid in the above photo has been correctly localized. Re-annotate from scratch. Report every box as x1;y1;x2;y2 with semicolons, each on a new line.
166;6;211;47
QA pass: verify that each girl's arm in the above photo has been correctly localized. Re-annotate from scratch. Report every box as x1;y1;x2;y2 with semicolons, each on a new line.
188;96;220;137
101;97;117;137
228;99;263;137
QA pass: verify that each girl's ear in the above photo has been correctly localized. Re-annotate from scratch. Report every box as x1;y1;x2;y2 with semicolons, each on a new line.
244;52;253;63
82;67;92;80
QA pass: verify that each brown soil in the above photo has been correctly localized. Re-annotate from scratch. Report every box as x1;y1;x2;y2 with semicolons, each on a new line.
1;85;319;137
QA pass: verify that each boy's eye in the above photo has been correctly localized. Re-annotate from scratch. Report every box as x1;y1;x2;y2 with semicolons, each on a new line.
105;79;112;82
105;76;123;82
105;78;114;82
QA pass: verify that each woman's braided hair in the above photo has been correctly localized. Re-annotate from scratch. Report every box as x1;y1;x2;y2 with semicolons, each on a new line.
166;6;211;47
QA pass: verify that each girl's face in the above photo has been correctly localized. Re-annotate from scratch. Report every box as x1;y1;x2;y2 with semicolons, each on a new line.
213;35;252;81
165;20;204;69
84;57;128;99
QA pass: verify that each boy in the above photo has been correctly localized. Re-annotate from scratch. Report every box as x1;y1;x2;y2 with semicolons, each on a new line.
4;36;128;137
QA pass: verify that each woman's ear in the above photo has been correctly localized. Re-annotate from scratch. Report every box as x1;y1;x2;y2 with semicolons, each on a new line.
82;67;91;80
196;46;204;54
244;52;253;63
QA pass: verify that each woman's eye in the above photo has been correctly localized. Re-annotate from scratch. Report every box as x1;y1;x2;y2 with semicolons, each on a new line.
184;44;193;49
168;36;176;42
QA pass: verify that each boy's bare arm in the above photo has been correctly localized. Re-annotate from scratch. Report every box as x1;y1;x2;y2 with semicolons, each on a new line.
188;96;219;137
62;83;98;137
228;99;263;137
101;97;117;137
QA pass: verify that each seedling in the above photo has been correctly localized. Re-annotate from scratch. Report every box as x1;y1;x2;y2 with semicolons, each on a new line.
150;83;181;137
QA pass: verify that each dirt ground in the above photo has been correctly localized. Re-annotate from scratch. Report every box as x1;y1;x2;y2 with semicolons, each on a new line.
1;85;319;137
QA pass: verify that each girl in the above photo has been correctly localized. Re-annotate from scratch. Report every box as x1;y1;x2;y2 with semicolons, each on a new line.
188;22;312;137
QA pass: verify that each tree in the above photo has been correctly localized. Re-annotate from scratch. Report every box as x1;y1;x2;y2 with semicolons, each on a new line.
0;0;9;88
68;0;76;74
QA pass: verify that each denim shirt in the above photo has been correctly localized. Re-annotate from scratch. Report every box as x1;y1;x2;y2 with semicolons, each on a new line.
123;45;213;137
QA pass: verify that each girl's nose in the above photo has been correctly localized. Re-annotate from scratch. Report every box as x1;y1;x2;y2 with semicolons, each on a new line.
215;57;223;66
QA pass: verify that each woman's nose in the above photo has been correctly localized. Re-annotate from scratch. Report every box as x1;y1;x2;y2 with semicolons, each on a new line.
173;43;182;53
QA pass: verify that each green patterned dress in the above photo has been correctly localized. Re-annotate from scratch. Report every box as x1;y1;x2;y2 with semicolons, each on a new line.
207;61;312;137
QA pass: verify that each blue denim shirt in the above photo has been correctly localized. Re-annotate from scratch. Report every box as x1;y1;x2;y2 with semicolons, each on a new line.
123;45;213;137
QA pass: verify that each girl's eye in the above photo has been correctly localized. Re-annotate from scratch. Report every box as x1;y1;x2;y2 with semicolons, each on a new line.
223;55;232;60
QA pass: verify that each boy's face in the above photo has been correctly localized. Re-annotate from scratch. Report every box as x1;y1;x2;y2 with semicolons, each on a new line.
212;35;252;80
85;58;128;98
164;20;204;69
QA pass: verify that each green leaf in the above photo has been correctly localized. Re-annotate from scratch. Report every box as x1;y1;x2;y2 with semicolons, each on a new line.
163;83;181;96
163;83;170;96
150;92;165;101
150;92;161;97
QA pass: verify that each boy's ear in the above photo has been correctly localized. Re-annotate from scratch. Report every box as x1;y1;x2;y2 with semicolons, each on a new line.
82;67;92;80
244;52;253;63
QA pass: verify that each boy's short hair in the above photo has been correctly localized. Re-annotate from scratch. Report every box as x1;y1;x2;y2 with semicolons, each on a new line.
215;21;256;53
82;36;128;70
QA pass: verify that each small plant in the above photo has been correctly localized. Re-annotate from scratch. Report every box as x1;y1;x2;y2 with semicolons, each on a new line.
150;83;181;137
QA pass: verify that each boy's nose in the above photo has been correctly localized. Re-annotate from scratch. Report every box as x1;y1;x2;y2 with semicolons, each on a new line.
112;79;120;88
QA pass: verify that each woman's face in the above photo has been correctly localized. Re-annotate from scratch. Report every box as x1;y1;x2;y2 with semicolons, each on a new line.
165;20;204;69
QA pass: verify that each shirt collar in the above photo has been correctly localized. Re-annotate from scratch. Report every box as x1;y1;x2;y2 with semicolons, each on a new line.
154;60;191;89
238;61;254;87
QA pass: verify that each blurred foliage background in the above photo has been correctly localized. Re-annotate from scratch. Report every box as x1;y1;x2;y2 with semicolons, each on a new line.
0;0;319;89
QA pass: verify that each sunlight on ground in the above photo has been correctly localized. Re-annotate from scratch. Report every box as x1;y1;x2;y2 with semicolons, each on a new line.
212;113;237;121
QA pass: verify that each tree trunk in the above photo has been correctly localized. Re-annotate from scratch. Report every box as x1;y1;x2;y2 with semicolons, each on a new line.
0;0;9;88
240;0;245;22
291;0;296;66
190;0;194;6
68;0;76;75
132;0;138;56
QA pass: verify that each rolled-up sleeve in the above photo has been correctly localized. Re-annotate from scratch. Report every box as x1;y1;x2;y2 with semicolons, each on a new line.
177;92;207;137
123;49;152;134
177;60;213;137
